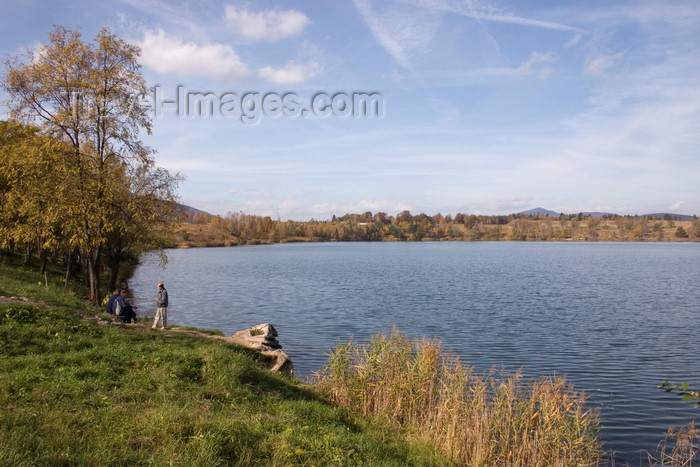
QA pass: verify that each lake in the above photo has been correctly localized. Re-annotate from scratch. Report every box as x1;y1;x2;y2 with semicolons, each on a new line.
129;241;699;463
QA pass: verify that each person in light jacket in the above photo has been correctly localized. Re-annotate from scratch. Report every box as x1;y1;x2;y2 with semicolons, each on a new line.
153;282;168;330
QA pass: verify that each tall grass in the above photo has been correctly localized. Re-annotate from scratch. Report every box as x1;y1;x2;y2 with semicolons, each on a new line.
314;328;603;466
649;421;700;466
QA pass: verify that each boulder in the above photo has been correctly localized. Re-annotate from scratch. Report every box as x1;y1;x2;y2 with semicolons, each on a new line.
226;323;293;374
260;350;295;374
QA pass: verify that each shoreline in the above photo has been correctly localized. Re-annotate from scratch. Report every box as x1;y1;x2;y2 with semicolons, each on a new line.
173;216;699;248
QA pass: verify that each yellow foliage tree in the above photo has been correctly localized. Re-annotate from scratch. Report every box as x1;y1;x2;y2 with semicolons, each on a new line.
3;26;181;304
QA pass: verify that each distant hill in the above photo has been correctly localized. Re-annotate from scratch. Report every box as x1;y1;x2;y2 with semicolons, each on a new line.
519;208;694;220
179;204;212;222
642;213;694;221
518;207;561;216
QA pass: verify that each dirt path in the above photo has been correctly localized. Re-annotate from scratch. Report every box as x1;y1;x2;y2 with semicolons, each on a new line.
0;295;217;333
0;295;60;308
0;295;293;373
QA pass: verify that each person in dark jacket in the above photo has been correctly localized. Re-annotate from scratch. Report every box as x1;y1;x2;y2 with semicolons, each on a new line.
116;289;138;323
153;282;168;330
106;289;121;314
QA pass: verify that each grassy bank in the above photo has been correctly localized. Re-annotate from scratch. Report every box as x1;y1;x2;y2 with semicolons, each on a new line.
1;302;456;465
0;259;448;465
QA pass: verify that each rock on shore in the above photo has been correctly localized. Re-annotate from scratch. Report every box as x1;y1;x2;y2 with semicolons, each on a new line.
226;323;294;374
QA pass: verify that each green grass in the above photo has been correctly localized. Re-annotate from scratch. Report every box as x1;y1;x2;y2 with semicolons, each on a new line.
0;302;452;465
0;256;450;466
167;324;226;336
0;256;93;311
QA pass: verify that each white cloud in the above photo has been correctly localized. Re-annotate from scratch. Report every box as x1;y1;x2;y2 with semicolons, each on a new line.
258;41;324;84
517;51;558;78
564;33;583;48
492;197;534;212
422;50;557;83
571;56;700;159
224;6;310;42
668;202;686;211
405;0;581;32
157;158;221;173
353;0;440;69
584;52;625;78
120;0;203;34
138;29;249;82
311;200;412;218
259;62;322;85
354;0;575;70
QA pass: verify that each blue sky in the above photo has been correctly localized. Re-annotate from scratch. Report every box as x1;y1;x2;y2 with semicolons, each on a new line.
2;0;699;219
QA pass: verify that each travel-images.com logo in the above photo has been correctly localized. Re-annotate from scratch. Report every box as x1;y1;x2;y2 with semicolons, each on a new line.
142;86;384;124
64;86;383;124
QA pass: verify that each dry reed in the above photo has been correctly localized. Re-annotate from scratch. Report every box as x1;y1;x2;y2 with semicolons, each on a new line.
649;421;700;466
314;328;603;466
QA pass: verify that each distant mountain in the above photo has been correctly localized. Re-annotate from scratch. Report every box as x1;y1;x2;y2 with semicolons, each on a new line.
179;203;212;222
574;211;693;220
518;207;561;216
518;208;694;220
643;213;694;221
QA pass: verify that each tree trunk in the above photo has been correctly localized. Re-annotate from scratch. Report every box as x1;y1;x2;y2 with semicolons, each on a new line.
39;242;48;275
86;245;102;305
108;258;120;294
84;252;90;289
64;251;72;288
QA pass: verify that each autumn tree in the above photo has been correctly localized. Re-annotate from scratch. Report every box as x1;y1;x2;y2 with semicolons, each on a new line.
4;26;180;304
0;121;75;272
396;210;412;223
675;226;689;238
103;163;183;291
691;218;700;240
373;212;388;224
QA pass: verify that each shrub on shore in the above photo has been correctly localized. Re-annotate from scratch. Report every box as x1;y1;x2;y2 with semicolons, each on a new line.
314;329;603;466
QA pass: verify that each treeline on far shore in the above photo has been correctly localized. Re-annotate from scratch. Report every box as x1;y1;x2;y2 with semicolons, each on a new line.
175;210;700;247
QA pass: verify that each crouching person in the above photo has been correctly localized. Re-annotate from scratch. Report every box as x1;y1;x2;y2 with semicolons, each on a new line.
115;289;138;323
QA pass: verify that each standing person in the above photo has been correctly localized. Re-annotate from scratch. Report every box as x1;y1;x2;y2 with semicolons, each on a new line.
153;282;168;330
